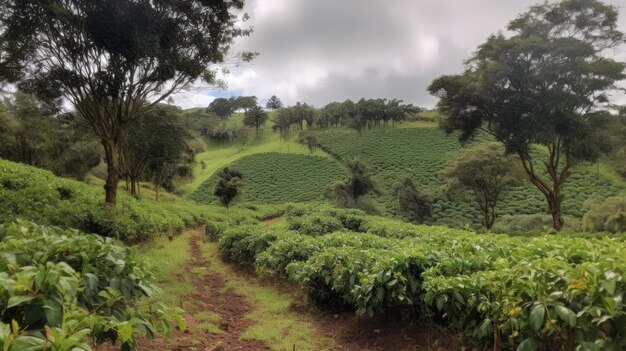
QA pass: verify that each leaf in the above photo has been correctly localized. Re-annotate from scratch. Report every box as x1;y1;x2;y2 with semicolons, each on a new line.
516;337;538;351
116;322;133;343
42;297;63;327
555;306;577;327
7;296;35;308
529;304;545;332
10;335;45;351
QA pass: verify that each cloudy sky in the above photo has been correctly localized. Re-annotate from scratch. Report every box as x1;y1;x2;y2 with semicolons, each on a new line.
172;0;626;109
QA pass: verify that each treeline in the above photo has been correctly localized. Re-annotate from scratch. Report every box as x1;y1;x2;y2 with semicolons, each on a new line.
189;96;424;143
0;91;198;200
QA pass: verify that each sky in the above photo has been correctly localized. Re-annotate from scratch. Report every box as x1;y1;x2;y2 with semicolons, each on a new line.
172;0;626;109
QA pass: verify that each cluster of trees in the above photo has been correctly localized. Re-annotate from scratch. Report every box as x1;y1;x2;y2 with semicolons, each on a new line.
272;98;423;134
428;0;625;231
0;92;101;180
207;96;259;118
0;0;251;204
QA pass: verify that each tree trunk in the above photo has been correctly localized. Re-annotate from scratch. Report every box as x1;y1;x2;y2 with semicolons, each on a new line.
546;191;564;231
103;138;120;204
130;177;137;196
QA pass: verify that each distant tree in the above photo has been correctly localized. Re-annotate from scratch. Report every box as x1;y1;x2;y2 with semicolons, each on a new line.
295;102;317;130
266;95;283;110
298;131;319;155
122;105;190;198
428;0;625;230
233;126;254;152
444;144;524;229
243;105;268;132
327;158;380;213
394;178;432;224
233;96;258;112
207;98;238;118
0;0;251;204
214;167;243;208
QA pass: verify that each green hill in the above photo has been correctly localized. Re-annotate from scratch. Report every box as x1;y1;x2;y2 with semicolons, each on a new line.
189;152;346;205
316;127;622;227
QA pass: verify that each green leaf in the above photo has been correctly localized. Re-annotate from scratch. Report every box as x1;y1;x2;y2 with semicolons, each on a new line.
116;322;133;343
10;335;45;351
555;306;577;327
516;337;538;351
529;304;545;332
42;297;63;326
7;296;35;308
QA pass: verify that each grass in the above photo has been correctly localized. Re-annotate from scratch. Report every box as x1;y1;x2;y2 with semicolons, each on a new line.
189;152;346;205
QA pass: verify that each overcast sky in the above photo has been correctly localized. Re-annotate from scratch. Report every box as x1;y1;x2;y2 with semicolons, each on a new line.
172;0;626;109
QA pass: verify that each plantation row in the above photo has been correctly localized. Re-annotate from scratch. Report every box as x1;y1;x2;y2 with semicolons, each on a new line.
214;205;626;350
316;128;621;227
0;220;183;350
189;152;345;205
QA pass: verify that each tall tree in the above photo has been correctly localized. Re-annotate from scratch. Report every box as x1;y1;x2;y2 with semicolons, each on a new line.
428;0;625;230
265;95;283;110
0;0;252;204
394;177;433;224
327;158;380;213
122;104;190;197
243;105;268;132
444;144;524;229
207;98;237;118
298;131;319;155
214;167;243;208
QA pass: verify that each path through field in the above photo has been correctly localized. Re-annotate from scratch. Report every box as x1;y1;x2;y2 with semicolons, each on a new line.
138;229;461;351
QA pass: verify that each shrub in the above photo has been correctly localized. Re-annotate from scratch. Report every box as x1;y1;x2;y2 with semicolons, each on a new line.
583;195;626;233
287;214;343;236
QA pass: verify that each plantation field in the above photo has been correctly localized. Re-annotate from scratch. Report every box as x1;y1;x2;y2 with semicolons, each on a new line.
316;127;622;227
176;116;314;196
189;152;346;205
0;158;281;242
219;204;626;351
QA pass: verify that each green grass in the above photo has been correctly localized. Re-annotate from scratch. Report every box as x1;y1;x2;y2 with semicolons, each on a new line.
189;152;346;205
316;127;623;227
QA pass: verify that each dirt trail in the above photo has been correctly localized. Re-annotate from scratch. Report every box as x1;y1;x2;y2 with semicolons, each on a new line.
139;230;269;351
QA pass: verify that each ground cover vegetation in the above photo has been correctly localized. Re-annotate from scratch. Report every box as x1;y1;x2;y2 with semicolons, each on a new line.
218;204;626;351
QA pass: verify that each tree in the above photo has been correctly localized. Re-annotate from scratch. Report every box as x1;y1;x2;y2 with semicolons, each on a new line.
428;0;625;230
207;98;237;118
394;178;432;224
444;144;524;229
298;131;319;155
0;0;252;204
327;158;380;213
121;105;190;198
266;95;283;110
243;105;268;132
214;167;243;208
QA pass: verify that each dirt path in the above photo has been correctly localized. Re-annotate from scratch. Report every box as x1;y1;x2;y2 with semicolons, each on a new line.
140;230;269;351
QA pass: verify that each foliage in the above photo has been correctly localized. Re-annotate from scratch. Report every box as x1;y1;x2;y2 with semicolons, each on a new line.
190;153;345;205
316;127;621;228
0;0;251;203
394;177;432;224
0;92;101;180
298;131;319;155
243;105;269;131
217;208;626;350
583;195;626;233
265;95;283;110
428;0;625;230
214;167;243;208
0;158;231;242
0;220;183;351
287;214;343;236
326;158;380;214
208;96;259;118
444;144;524;229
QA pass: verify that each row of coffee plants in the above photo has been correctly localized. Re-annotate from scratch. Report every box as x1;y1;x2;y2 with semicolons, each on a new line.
217;214;625;350
0;220;183;350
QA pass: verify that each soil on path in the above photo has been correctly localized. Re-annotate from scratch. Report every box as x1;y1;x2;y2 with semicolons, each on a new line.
139;230;270;351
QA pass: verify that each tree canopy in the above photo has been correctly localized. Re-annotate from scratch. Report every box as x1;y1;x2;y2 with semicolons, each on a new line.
243;105;268;131
0;0;252;203
265;95;283;110
214;167;243;208
428;0;625;230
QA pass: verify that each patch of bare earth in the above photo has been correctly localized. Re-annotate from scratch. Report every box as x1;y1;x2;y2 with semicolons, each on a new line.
138;230;269;351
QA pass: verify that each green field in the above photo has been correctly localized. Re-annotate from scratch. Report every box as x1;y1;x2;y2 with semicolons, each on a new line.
316;127;622;227
189;152;346;205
